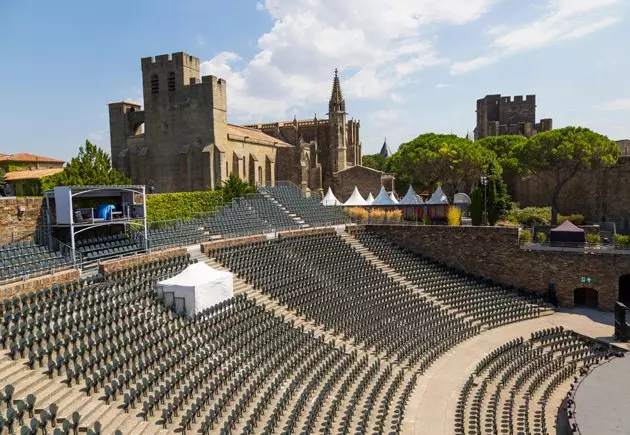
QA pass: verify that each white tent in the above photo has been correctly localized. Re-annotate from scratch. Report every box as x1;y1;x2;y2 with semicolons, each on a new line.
371;186;396;206
366;192;375;205
157;262;233;317
321;187;341;206
389;192;399;204
454;192;471;205
344;186;368;206
427;185;449;205
399;185;424;205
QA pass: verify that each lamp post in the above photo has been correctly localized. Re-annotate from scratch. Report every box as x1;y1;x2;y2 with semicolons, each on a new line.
480;173;488;226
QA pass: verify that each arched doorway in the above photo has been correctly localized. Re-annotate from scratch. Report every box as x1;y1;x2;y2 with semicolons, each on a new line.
574;288;598;308
619;275;630;307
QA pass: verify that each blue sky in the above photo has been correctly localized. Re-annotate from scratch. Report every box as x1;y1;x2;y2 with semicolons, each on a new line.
1;0;628;162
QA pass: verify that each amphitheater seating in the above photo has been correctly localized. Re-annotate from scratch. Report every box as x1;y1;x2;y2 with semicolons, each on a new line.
76;234;142;262
202;194;301;238
0;241;72;282
353;228;547;328
258;184;350;227
0;249;416;434
455;327;619;435
209;231;481;369
147;220;208;249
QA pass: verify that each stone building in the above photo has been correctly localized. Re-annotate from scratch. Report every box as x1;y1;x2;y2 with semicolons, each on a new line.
109;52;391;197
0;153;64;196
474;94;553;140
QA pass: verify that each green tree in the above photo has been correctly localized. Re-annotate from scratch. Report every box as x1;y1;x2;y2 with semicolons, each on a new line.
484;160;510;225
388;133;495;200
476;135;527;174
470;187;483;226
362;153;387;171
516;127;620;224
0;168;6;192
40;140;130;190
217;172;256;203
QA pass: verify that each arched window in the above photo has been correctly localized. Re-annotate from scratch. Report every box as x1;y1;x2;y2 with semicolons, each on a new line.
167;72;176;92
226;162;229;177
258;166;262;185
151;74;159;95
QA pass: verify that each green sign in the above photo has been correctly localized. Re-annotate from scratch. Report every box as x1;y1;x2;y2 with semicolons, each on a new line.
580;276;593;284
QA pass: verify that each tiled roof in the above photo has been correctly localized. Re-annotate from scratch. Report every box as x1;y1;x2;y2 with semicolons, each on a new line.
227;124;291;147
4;168;64;181
0;153;64;163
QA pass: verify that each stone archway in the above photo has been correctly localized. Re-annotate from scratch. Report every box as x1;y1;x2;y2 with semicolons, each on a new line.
574;287;599;308
619;274;630;307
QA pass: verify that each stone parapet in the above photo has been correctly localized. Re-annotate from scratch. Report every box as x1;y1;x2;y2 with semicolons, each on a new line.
98;247;187;273
0;268;80;300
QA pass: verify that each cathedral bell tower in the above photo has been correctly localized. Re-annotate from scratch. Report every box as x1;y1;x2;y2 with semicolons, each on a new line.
327;69;347;172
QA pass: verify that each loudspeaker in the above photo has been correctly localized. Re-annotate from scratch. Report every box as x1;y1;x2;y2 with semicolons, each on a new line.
615;302;629;342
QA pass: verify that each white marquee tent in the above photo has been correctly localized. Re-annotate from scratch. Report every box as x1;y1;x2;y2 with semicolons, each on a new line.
366;192;375;205
157;262;233;317
427;185;449;205
344;186;368;206
321;187;341;206
371;186;396;206
399;185;424;205
389;191;399;204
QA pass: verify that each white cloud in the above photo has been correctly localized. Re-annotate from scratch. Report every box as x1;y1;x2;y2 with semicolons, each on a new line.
451;0;621;74
450;56;499;75
435;83;454;89
89;129;108;142
595;98;630;111
197;35;206;46
371;109;401;125
198;0;498;121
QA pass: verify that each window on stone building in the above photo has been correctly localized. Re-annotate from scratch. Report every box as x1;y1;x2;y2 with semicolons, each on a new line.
151;74;159;95
167;72;176;92
258;166;262;185
226;162;229;177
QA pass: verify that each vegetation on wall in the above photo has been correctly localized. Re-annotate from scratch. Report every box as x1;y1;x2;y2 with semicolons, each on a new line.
0;168;5;191
505;207;585;226
146;191;224;222
40;140;130;191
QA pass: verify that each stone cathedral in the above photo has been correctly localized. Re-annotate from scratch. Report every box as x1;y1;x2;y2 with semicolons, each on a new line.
108;51;389;199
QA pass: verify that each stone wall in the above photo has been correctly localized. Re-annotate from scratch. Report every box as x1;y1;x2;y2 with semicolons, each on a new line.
365;225;630;311
0;197;46;244
330;166;388;203
509;156;630;229
0;268;80;300
98;247;187;272
201;235;268;253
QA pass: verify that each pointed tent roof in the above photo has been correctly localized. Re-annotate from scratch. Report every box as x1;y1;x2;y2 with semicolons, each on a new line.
399;186;424;205
366;192;375;205
550;220;585;233
344;186;368;206
379;138;392;158
371;186;396;206
389;192;399;204
427;185;449;205
321;187;341;206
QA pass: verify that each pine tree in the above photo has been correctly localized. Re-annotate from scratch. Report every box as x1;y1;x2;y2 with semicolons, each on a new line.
470;187;483;226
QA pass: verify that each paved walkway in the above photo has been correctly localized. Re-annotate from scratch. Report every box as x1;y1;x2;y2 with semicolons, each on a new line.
402;308;629;435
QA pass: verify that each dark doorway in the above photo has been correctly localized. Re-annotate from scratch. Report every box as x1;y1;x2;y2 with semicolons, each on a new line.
619;275;630;307
574;288;598;308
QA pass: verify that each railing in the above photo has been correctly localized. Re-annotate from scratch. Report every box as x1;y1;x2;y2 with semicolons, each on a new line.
519;240;630;255
49;236;83;270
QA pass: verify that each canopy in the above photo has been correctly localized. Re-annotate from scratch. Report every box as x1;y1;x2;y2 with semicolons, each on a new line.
365;192;375;205
549;220;586;245
344;186;368;206
454;193;471;205
427;185;449;205
371;186;396;206
157;262;233;317
399;186;424;205
321;187;341;206
389;192;399;204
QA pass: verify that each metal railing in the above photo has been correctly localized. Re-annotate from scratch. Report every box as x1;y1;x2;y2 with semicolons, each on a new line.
49;235;84;270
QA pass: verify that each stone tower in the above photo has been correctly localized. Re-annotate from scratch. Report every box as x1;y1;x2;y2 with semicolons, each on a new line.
474;94;553;140
328;69;347;173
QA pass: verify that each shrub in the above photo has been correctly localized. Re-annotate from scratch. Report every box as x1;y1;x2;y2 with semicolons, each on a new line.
146;191;223;222
447;206;462;226
370;209;386;221
558;214;586;225
614;234;630;248
519;229;532;244
385;209;402;221
536;232;547;244
506;207;586;226
422;214;432;225
586;233;600;247
345;207;368;221
470;187;483;226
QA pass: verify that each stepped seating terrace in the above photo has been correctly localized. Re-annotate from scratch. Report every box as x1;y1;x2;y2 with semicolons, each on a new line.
147;220;208;249
0;241;72;282
75;234;142;262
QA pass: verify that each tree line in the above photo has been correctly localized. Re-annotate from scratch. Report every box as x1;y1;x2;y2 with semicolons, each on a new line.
362;127;620;224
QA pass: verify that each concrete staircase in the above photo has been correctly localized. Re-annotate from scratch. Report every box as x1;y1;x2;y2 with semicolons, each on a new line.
259;190;310;229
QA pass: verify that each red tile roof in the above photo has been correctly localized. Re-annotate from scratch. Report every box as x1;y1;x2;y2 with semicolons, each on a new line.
227;124;292;147
0;153;64;163
4;168;64;181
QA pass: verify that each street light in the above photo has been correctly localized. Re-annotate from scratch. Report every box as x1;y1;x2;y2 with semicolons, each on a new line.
480;173;488;225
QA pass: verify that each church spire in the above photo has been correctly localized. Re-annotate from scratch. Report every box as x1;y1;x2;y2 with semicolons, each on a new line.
328;68;345;114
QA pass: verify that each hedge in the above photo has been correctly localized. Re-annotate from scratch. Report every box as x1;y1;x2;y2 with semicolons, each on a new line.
145;191;224;222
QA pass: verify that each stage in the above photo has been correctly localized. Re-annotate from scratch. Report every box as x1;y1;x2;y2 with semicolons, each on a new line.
573;355;630;434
